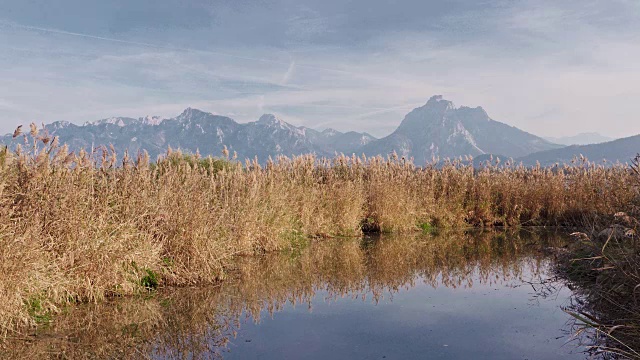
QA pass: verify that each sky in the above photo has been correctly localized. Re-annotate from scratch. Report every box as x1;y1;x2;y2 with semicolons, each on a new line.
1;0;639;138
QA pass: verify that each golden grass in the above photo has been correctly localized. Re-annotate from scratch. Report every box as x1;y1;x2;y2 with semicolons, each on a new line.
0;129;636;335
556;156;640;358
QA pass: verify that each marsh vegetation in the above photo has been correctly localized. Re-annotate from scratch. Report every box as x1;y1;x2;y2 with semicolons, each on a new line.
555;158;640;359
0;128;638;358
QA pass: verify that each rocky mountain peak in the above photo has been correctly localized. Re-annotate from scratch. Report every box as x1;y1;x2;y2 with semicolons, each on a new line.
362;95;563;164
254;114;305;135
177;107;209;122
83;117;134;127
424;95;455;111
49;120;72;130
256;114;287;126
322;128;340;137
140;115;164;126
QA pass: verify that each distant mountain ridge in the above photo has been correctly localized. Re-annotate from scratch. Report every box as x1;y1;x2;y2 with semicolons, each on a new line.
360;95;561;164
517;135;640;166
1;95;637;166
545;132;614;146
0;108;376;161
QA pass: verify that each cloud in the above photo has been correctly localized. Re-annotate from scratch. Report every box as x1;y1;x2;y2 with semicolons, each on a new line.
0;0;639;139
280;60;296;85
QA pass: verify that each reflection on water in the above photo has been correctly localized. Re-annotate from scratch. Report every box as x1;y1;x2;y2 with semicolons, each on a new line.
1;230;589;359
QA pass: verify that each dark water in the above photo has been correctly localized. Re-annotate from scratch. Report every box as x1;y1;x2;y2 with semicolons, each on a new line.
4;231;593;359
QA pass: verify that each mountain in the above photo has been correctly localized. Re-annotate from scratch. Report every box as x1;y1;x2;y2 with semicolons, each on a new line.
0;109;376;161
517;135;640;166
308;129;376;154
545;132;614;146
361;95;562;164
10;95;635;166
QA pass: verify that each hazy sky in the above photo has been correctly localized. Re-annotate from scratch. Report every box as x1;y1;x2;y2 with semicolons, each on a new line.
1;0;639;138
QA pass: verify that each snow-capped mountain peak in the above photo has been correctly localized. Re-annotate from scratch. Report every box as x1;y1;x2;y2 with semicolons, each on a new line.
49;120;72;130
321;128;340;137
84;117;129;127
140;115;164;126
257;114;286;126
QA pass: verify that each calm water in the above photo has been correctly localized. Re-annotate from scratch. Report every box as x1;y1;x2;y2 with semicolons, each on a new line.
4;231;593;359
220;273;579;360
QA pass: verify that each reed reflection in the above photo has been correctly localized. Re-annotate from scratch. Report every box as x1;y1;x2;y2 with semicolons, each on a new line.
1;230;569;359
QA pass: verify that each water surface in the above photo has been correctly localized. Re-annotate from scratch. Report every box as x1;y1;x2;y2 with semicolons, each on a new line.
4;231;590;359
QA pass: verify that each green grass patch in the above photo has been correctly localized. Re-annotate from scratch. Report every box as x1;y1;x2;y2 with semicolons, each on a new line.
281;230;310;257
25;296;53;325
128;261;160;291
141;269;159;290
162;257;174;268
418;222;435;234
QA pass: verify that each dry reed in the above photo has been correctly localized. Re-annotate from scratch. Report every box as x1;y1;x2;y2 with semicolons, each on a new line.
0;127;635;335
558;154;640;359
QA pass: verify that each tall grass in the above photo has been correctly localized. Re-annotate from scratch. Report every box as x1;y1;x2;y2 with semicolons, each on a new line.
0;127;635;334
558;155;640;359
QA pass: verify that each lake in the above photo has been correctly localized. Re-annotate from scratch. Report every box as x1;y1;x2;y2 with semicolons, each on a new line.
4;230;593;359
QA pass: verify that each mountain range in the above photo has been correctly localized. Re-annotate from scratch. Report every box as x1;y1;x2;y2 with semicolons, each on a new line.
518;135;640;166
1;95;637;166
0;109;376;162
544;132;614;146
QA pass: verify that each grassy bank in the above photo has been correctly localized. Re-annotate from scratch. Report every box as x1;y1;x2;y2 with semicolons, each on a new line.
0;129;636;334
557;156;640;359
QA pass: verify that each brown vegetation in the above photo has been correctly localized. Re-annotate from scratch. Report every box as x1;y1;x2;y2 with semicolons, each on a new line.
558;155;640;359
0;127;636;336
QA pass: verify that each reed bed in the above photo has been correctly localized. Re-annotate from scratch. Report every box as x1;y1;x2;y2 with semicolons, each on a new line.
0;128;636;335
557;155;640;359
